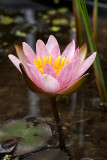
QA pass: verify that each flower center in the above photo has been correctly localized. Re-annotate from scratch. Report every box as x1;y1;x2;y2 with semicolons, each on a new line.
34;55;68;75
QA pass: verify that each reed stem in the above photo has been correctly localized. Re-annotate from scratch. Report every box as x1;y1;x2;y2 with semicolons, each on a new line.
93;0;98;45
76;0;107;102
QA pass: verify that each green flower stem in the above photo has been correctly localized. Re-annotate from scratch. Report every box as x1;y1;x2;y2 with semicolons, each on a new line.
72;0;83;46
50;96;67;152
77;0;107;102
93;0;98;45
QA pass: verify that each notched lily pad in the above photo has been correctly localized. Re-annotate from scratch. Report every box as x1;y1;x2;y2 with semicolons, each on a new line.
23;149;69;160
0;120;52;155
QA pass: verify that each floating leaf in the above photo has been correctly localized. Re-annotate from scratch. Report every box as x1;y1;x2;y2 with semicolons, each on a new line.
47;10;57;15
72;27;76;32
42;15;49;19
38;12;42;16
52;19;68;26
15;30;27;37
5;49;9;53
50;26;61;32
54;0;60;4
0;15;13;25
0;120;52;155
2;154;12;160
46;19;50;24
2;42;8;46
69;20;75;27
23;149;69;160
57;7;69;13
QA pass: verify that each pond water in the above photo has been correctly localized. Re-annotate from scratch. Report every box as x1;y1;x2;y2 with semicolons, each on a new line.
0;2;107;160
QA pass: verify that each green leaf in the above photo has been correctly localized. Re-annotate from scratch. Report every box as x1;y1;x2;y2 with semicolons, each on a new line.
0;120;52;155
23;149;69;160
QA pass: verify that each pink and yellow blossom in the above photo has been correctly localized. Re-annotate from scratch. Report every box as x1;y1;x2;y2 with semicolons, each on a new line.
8;35;96;96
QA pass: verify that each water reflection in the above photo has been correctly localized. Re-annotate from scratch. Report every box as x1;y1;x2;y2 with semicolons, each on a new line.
24;9;40;118
78;89;84;147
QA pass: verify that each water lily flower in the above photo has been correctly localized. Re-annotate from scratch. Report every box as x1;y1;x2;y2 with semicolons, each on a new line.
8;35;96;96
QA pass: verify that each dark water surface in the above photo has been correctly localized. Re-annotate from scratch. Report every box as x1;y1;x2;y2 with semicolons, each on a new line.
0;3;107;160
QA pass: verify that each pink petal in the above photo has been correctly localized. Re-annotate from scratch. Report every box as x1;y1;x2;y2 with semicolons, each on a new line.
43;63;56;78
51;45;61;60
58;73;89;95
27;64;42;88
20;64;42;93
56;62;73;90
36;40;49;60
69;52;97;86
8;54;22;73
22;42;36;59
41;74;60;93
61;40;75;59
25;54;34;65
57;54;80;90
46;35;59;53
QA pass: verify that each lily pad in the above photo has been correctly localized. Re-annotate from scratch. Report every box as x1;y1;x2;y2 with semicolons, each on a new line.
52;19;68;26
57;7;69;14
42;15;49;19
23;149;69;160
47;10;57;16
54;0;60;4
0;120;52;155
72;27;76;32
50;26;61;32
15;30;27;37
0;15;13;25
69;20;75;27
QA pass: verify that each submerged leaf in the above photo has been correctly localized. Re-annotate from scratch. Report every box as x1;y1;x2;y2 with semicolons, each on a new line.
0;120;52;155
23;149;69;160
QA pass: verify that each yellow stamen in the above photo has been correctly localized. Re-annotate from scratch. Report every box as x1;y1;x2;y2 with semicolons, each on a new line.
64;58;68;65
60;57;65;68
49;54;52;65
45;57;49;63
34;55;69;75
